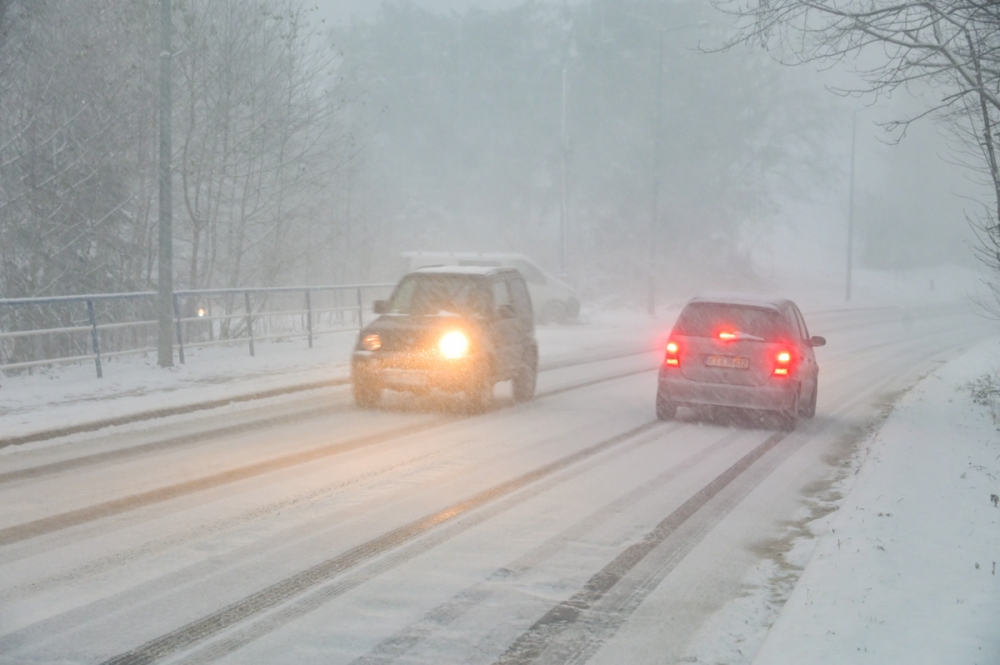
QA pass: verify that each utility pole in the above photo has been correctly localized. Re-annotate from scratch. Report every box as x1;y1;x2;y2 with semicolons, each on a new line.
157;0;174;367
846;110;857;302
560;66;569;276
648;30;664;317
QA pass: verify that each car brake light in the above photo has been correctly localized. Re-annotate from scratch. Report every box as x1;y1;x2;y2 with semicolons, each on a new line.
664;341;680;367
719;331;737;341
773;350;792;377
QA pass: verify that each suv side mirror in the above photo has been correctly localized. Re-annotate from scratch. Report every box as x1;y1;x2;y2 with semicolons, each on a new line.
809;335;826;347
496;303;516;320
372;300;388;315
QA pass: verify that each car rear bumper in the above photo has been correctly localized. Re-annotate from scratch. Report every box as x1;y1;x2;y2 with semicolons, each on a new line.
657;368;797;412
352;351;485;393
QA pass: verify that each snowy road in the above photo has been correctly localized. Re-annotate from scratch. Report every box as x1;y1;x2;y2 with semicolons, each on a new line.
0;303;992;664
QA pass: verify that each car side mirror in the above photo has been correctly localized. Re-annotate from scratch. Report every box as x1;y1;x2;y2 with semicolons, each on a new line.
372;300;388;315
496;303;516;320
809;335;826;347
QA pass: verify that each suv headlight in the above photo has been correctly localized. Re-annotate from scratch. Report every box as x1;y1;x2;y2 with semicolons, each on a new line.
361;333;382;351
438;330;470;359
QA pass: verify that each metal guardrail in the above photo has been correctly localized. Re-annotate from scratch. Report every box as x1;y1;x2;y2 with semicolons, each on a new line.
0;284;394;378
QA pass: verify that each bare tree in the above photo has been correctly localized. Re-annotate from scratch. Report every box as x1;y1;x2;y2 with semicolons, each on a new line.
0;0;370;363
0;1;162;364
172;1;356;300
0;1;159;299
713;0;1000;304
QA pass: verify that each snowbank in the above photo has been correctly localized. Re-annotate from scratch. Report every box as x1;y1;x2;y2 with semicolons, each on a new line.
752;336;1000;664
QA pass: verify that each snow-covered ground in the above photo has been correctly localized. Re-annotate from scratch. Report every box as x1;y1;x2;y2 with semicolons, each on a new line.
3;264;999;663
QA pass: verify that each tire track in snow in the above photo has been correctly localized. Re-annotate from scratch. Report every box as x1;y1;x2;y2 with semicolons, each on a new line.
0;365;657;547
341;428;749;665
0;375;658;661
94;419;668;665
0;402;353;485
491;430;790;665
0;443;452;603
0;346;652;453
168;423;730;665
0;352;657;488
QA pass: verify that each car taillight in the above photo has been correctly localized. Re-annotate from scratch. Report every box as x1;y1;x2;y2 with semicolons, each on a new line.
664;341;680;367
719;331;737;341
773;350;793;377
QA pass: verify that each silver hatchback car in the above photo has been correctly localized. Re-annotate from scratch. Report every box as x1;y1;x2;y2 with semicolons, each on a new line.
655;294;826;430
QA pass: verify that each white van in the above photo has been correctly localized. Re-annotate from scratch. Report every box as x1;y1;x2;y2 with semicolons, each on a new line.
400;252;580;323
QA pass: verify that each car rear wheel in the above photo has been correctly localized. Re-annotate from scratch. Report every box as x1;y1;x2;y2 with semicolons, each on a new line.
655;390;677;420
565;297;580;320
778;389;799;431
353;379;381;408
540;300;567;324
800;383;817;419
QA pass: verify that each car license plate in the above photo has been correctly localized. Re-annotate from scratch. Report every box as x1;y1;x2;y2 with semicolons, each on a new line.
384;369;428;387
704;355;749;370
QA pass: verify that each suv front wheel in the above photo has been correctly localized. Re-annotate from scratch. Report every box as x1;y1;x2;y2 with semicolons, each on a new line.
465;361;495;413
353;377;381;408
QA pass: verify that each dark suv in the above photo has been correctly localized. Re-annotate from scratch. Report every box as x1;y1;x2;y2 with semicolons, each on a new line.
656;294;826;430
351;266;538;410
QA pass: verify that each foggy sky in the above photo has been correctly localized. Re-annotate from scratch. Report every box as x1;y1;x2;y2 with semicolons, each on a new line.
315;0;574;24
310;0;983;286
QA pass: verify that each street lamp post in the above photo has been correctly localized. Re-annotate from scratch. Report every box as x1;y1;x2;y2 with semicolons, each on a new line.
846;110;858;302
560;66;569;276
623;16;707;316
157;0;174;367
649;29;664;316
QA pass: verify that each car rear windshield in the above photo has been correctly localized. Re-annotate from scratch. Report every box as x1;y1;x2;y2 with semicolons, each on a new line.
387;274;491;316
672;303;785;340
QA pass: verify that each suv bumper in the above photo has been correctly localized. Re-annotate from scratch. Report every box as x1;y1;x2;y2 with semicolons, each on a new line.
352;351;487;393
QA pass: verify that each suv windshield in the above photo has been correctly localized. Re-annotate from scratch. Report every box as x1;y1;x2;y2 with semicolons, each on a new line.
387;274;491;316
673;303;785;340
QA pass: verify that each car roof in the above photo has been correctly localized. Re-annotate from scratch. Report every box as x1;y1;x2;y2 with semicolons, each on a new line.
402;251;530;262
410;265;513;277
685;292;793;311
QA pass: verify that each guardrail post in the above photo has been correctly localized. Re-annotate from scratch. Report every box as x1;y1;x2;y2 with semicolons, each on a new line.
244;291;255;357
172;293;185;364
356;287;364;329
87;299;103;378
305;289;313;349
